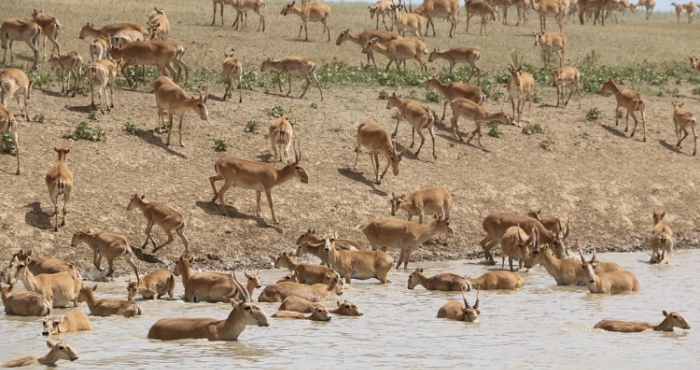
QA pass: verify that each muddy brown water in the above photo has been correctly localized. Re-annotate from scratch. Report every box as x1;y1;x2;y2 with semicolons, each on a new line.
0;250;698;369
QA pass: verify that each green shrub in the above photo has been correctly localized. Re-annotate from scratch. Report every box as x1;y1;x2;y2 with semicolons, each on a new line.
87;111;100;122
487;123;503;138
63;121;106;141
264;105;285;117
214;138;229;152
1;134;16;153
539;138;555;151
586;107;601;120
378;90;389;100
123;121;138;136
522;123;545;135
159;121;170;133
32;113;45;123
425;90;441;103
245;119;261;133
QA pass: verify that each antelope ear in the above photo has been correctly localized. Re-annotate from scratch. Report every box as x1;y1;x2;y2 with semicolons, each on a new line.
46;341;54;348
26;256;32;264
337;301;341;307
92;285;98;292
419;268;423;273
663;310;669;317
309;305;316;312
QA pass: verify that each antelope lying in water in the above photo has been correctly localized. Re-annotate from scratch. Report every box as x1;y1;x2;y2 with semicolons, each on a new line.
9;257;81;308
464;271;524;290
148;273;269;341
0;341;78;368
41;311;92;336
324;236;394;284
274;251;338;285
258;274;343;302
7;250;81;283
127;269;175;301
437;286;480;322
278;296;364;316
579;245;639;294
272;306;331;321
174;256;235;303
594;311;690;333
524;243;623;286
407;268;470;291
77;285;142;318
1;283;51;316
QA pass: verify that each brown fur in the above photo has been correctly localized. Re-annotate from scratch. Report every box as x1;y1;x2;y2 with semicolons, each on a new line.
127;194;189;254
258;276;343;303
77;285;142;317
465;271;524;290
324;236;393;284
41;311;91;336
427;77;485;121
1;341;78;367
174;257;235;302
127;269;175;301
9;257;81;308
408;268;469;291
594;311;690;332
1;284;51;316
385;93;436;159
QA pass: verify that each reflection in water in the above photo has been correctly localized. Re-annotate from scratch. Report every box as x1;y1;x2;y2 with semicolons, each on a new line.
1;251;699;368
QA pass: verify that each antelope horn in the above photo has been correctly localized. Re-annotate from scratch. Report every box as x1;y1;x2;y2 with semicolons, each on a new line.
517;223;524;243
441;205;446;218
460;284;471;309
509;57;515;69
474;286;480;310
519;54;525;69
591;246;598;263
530;227;536;245
577;242;585;263
564;219;570;238
232;271;250;302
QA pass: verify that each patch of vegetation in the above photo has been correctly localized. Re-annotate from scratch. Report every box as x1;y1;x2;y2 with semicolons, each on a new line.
617;109;624;118
1;135;16;153
522;123;545;135
586;107;602;120
378;90;389;100
539;138;555;151
425;90;441;103
487;123;503;138
245;119;261;134
692;87;700;95
159;121;170;133
391;111;400;120
532;93;543;104
63;121;106;141
264;105;285;117
580;131;591;139
123;121;138;136
287;117;298;126
32;113;45;123
214;138;229;152
407;89;418;99
310;103;318;109
87;111;100;122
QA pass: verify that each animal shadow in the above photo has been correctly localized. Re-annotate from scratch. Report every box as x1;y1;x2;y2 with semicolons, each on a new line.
599;123;629;138
336;167;388;196
138;129;187;159
131;247;167;264
659;139;683;154
195;200;283;232
24;201;53;230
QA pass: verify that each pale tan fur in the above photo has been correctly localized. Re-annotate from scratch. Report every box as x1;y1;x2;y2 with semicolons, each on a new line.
45;147;72;231
1;284;51;316
209;144;308;224
369;0;396;30
449;97;510;146
148;273;269;341
231;0;266;31
70;230;139;281
274;251;338;285
7;250;81;281
507;56;535;127
411;0;459;38
465;0;497;35
127;269;175;301
465;271;524;290
386;93;435;158
147;8;171;40
237;271;263;301
363;38;427;73
480;212;564;263
0;18;41;69
41;311;91;336
426;77;485;121
0;341;78;368
153;76;208;147
89;38;109;61
437;287;480;321
77;285;142;317
278;297;364;316
390;187;452;225
109;41;182;88
272;306;331;321
684;2;698;23
600;78;646;142
174;257;236;302
671;101;697;156
595;311;690;332
223;52;243;103
579;246;639;294
281;1;331;41
323;236;394;284
650;211;674;264
49;51;82;97
0;68;33;120
363;214;454;269
527;210;570;258
269;117;294;163
126;194;189;254
335;29;402;69
636;0;655;19
258;275;343;302
524;244;622;285
533;31;565;68
501;226;534;272
9;258;81;308
260;57;323;100
390;5;424;40
296;230;366;266
408;268;469;291
0;104;19;175
531;0;565;32
212;0;237;25
79;22;145;40
354;120;406;184
87;59;119;114
110;29;144;49
551;66;581;108
428;47;481;82
31;9;61;62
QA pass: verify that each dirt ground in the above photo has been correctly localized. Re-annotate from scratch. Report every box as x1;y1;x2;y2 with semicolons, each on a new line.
1;1;699;279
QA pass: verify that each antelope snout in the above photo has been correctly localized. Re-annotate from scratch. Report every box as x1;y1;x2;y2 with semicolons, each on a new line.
70;356;79;361
42;331;49;336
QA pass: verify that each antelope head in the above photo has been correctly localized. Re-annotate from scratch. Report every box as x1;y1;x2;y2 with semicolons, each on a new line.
461;285;480;323
337;300;364;316
388;139;407;176
428;49;440;63
46;341;79;362
78;22;95;39
42;316;64;336
532;31;543;46
600;78;617;95
578;243;600;284
653;211;666;225
244;271;262;289
362;37;380;54
126;194;146;211
385;92;402;110
336;29;350;46
407;267;424;290
281;1;295;16
507;56;525;87
286;141;309;183
662;311;691;330
432;206;455;238
390;193;406;216
516;223;536;252
232;272;270;327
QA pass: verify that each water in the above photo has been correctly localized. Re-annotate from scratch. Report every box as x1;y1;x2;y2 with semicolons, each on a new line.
1;251;698;369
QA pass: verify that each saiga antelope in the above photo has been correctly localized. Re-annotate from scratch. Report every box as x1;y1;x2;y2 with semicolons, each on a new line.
0;103;20;175
506;56;534;127
174;256;236;303
127;269;175;301
70;230;140;281
390;4;424;40
684;2;698;23
426;77;485;121
551;66;581;108
260;57;324;100
0;18;41;69
335;29;403;69
449;97;510;146
390;187;452;225
464;271;525;290
257;274;343;302
369;0;395;30
323;235;394;284
437;286;480;322
411;0;459;38
209;142;309;224
48;51;82;96
231;0;267;32
45;147;72;232
500;226;535;271
386;93;436;159
127;194;189;255
0;68;33;120
533;31;565;68
31;9;61;62
480;212;566;264
78;22;146;40
531;0;565;32
223;52;243;103
281;1;332;42
9;257;82;308
87;59;120;114
272;306;331;321
41;311;92;335
89;38;109;61
0;341;78;367
7;250;81;281
1;283;51;316
153;76;209;147
650;211;673;264
77;285;142;318
362;37;428;73
212;0;236;25
636;0;655;19
269;117;294;162
407;268;470;291
273;251;338;285
579;245;639;294
671;101;696;155
524;242;622;286
527;210;570;258
148;7;171;39
600;78;646;142
428;47;481;83
594;311;690;333
672;2;684;22
109;41;184;88
465;0;497;36
354;120;406;185
278;296;364;316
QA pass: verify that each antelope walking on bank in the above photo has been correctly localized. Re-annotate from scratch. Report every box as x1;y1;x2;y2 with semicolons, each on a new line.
70;230;140;281
223;52;243;103
0;18;42;69
260;57;324;100
48;51;82;96
31;9;61;61
390;187;452;225
153;77;209;147
354;120;406;185
671;101;697;155
507;56;534;127
87;59;119;114
533;31;565;68
426;77;485;121
449;97;510;146
428;47;481;82
650;211;673;264
600;78;646;142
281;1;332;42
335;29;403;69
126;194;189;255
552;66;581;108
362;37;427;73
269;117;294;163
0;68;33;120
45;147;72;232
386;93;436;159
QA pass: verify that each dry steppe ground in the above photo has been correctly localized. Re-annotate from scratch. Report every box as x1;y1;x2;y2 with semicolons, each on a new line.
1;0;700;277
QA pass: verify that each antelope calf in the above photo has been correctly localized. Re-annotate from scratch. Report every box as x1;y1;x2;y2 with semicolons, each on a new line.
465;0;497;36
109;41;182;88
650;211;673;264
272;306;331;321
79;22;146;40
278;296;364;316
551;66;581;108
209;143;308;224
386;93;436;159
127;269;175;301
110;29;144;48
45;147;72;232
1;283;51;316
324;236;394;284
236;271;263;301
269;117;294;163
31;9;61;61
335;29;403;69
0;68;33;120
595;311;690;333
354;120;406;185
480;212;566;264
579;246;639;294
408;268;470;291
41;311;92;336
77;285;142;317
153;76;209;147
231;0;267;32
390;187;452;225
600;78;646;142
428;47;481;82
533;31;565;68
437;286;480;322
148;8;170;40
7;250;81;281
0;18;41;69
671;101;697;155
274;251;338;285
0;341;78;367
507;56;534;127
126;194;189;254
527;210;570;258
87;59;120;114
450;97;510;146
89;38;109;61
281;1;332;41
465;271;524;290
390;5;424;40
223;52;243;103
501;226;535;272
362;37;427;73
258;275;343;302
174;257;236;303
48;51;82;96
260;57;323;100
148;273;269;341
370;0;395;30
531;0;565;32
427;77;485;121
9;257;82;308
70;230;139;281
363;212;454;269
0;104;19;175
